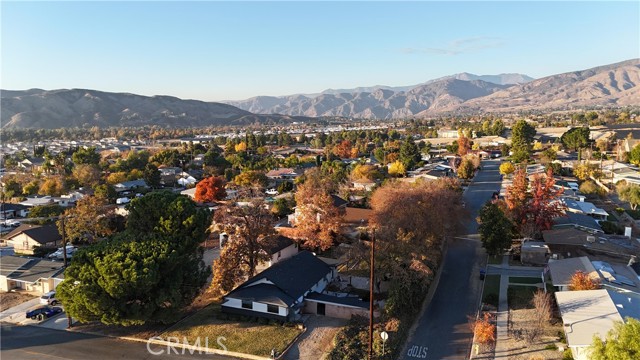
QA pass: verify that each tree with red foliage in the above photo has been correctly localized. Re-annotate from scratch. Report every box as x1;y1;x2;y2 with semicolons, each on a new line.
194;176;227;203
506;169;565;238
527;169;565;237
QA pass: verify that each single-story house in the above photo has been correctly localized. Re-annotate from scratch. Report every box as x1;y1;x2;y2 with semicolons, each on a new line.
265;168;300;181
19;196;58;208
555;289;637;360
553;212;603;233
542;227;640;258
520;241;550;265
548;256;599;291
2;224;62;255
221;251;334;322
114;179;148;193
18;157;45;171
0;203;29;219
0;255;64;294
562;198;609;221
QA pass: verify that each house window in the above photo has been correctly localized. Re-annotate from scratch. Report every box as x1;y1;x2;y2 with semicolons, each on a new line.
267;304;279;314
241;300;253;309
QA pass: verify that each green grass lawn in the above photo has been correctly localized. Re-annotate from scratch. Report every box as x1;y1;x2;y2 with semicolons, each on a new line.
161;304;302;357
488;255;503;265
482;275;501;307
509;277;543;285
508;285;538;310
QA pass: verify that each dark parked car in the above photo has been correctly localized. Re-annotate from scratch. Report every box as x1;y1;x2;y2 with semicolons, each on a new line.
25;306;63;320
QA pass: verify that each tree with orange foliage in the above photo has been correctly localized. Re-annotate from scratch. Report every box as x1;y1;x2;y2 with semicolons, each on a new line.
457;136;472;156
473;312;496;350
569;270;601;290
194;176;227;203
333;140;355;159
505;169;530;227
293;168;344;250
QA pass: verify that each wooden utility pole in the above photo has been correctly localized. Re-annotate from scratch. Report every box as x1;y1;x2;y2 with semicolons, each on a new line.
368;230;375;360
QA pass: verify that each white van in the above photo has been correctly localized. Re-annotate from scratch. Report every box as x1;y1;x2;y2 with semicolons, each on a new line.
40;291;58;305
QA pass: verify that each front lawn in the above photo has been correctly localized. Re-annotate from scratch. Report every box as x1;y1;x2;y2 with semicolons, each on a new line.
482;275;501;307
508;285;537;310
509;277;542;285
161;304;302;357
488;255;503;265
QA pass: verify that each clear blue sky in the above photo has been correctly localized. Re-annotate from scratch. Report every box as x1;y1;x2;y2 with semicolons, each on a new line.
2;1;638;101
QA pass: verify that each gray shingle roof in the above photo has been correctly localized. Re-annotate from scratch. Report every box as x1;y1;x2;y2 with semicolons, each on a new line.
227;251;331;307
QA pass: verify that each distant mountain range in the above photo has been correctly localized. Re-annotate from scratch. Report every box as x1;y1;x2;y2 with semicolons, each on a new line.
1;59;637;129
0;89;309;129
225;60;638;118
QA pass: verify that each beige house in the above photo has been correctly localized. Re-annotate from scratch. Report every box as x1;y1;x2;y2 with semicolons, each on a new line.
0;256;64;294
555;290;630;360
2;224;62;255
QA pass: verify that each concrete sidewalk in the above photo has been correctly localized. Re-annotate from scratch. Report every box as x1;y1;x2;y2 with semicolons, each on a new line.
493;255;510;359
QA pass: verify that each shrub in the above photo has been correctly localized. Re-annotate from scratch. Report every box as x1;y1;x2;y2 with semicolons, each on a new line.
33;246;57;258
600;220;623;235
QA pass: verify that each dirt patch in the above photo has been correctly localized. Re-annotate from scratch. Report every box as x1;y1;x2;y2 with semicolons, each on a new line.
0;292;37;312
504;309;565;360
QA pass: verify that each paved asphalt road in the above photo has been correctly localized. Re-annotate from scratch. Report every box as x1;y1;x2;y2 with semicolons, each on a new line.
402;159;502;360
1;324;238;360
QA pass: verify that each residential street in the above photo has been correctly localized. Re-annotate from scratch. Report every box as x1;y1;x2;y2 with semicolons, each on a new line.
402;159;501;360
1;324;239;360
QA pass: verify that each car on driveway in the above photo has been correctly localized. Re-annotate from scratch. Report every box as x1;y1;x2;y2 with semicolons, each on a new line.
40;291;58;305
26;306;63;321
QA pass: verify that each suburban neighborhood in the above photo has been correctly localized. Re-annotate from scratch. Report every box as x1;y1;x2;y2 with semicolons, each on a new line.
1;116;639;360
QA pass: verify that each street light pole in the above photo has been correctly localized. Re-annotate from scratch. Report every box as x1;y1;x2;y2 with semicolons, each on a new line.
368;229;375;360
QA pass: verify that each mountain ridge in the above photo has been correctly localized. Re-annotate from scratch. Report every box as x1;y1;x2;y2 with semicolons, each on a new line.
0;88;309;129
2;59;638;128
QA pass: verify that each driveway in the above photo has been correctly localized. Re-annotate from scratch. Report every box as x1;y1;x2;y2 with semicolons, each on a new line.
0;298;40;324
402;160;501;360
283;316;347;360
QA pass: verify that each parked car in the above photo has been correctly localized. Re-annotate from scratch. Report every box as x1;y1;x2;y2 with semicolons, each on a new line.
48;245;77;260
26;306;63;321
116;197;131;205
40;291;58;305
265;189;278;195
